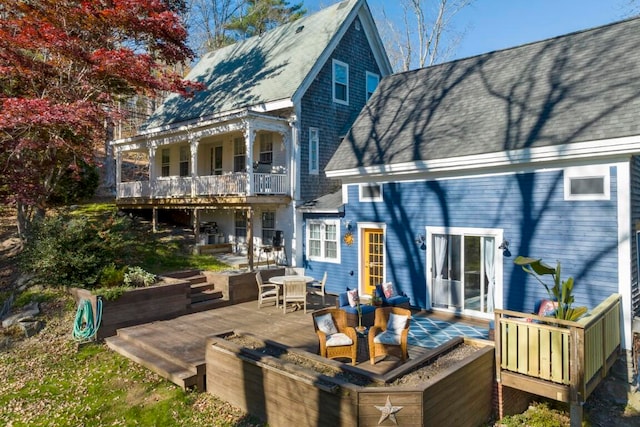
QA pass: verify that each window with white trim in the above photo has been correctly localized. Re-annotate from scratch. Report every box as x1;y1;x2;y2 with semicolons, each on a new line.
161;148;170;177
234;211;246;243
262;211;276;245
309;128;319;175
179;146;190;177
307;220;340;262
233;137;246;172
332;59;349;105
427;226;502;315
359;183;383;202
259;133;273;164
564;165;610;200
366;71;380;101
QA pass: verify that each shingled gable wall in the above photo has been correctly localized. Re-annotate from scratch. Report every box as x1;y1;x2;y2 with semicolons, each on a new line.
299;16;383;202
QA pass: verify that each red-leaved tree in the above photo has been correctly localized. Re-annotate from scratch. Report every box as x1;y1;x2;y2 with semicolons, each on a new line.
0;0;200;239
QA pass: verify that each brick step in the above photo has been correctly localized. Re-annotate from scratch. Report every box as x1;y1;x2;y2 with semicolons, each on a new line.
105;335;201;390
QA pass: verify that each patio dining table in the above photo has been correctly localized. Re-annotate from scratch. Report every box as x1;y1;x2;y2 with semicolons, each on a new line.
269;275;315;312
268;275;315;285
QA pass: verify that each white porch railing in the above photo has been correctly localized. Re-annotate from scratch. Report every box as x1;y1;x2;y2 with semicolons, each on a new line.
156;176;192;198
117;173;288;199
252;173;288;194
195;174;247;195
117;181;150;198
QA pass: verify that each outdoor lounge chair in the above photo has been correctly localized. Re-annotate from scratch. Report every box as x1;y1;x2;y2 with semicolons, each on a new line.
312;308;358;365
368;307;411;364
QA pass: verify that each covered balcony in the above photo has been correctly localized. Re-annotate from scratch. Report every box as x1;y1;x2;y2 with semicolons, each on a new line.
112;111;292;203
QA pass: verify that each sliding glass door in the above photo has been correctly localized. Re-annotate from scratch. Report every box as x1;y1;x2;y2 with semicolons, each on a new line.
427;227;501;316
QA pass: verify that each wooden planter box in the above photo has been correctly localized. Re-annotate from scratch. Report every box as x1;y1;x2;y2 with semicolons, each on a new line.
203;268;285;304
206;332;494;427
494;293;622;426
70;277;191;340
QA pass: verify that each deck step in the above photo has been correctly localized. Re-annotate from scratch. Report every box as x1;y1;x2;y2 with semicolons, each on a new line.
190;281;218;293
161;269;202;280
191;289;224;303
105;335;200;390
186;274;208;285
188;298;231;313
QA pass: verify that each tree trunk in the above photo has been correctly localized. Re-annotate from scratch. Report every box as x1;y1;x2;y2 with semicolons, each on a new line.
16;201;45;242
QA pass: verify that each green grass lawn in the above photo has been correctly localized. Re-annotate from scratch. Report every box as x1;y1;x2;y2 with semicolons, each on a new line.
0;292;265;426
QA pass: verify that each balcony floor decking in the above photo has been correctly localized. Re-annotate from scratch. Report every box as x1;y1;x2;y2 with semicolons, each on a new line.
105;296;490;390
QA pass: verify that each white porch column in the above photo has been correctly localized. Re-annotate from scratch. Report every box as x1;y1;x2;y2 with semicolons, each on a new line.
149;145;157;199
244;121;255;195
115;149;122;198
190;136;199;197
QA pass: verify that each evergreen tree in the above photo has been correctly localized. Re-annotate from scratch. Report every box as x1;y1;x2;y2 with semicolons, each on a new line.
226;0;305;39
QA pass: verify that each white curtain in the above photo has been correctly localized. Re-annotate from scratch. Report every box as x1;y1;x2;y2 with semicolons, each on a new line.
433;235;447;305
484;237;496;313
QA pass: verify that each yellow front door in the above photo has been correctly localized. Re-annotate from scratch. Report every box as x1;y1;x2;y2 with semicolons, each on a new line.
362;228;384;297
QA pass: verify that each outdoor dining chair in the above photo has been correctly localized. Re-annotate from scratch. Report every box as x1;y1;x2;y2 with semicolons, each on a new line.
306;271;327;306
256;271;279;309
281;279;307;314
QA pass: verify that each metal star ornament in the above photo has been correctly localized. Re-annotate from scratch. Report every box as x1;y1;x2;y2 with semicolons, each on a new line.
374;395;403;425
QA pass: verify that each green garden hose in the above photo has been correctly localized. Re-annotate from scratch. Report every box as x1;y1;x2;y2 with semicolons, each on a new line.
72;298;102;342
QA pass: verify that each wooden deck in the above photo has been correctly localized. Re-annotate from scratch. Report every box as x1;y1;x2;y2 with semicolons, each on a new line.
105;296;448;391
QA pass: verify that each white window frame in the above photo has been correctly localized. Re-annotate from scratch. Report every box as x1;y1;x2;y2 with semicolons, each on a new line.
366;71;380;101
306;219;341;263
425;226;504;319
161;148;171;177
359;183;383;202
309;128;319;175
179;146;190;177
259;133;273;164
563;165;610;201
332;59;349;105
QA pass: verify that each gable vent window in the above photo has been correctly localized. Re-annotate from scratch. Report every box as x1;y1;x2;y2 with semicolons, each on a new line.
332;59;349;105
564;165;610;201
360;183;383;202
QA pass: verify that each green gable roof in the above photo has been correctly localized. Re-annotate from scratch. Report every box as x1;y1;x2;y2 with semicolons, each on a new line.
143;0;362;130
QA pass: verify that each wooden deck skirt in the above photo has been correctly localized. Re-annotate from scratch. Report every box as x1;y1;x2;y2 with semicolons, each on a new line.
494;293;621;426
206;332;494;427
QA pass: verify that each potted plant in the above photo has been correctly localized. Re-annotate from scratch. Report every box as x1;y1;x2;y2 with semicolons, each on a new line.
514;256;588;320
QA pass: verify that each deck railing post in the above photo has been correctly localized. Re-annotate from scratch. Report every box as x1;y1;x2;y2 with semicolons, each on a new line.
495;311;502;382
569;325;585;427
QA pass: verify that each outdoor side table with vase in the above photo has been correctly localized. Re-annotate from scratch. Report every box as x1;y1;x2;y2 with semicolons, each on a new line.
336;290;376;328
355;325;369;363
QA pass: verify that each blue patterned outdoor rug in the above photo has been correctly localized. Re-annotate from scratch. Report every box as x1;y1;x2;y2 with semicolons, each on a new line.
408;316;489;348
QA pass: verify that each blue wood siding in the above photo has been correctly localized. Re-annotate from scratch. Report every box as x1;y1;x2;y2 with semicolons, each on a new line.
306;167;620;313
